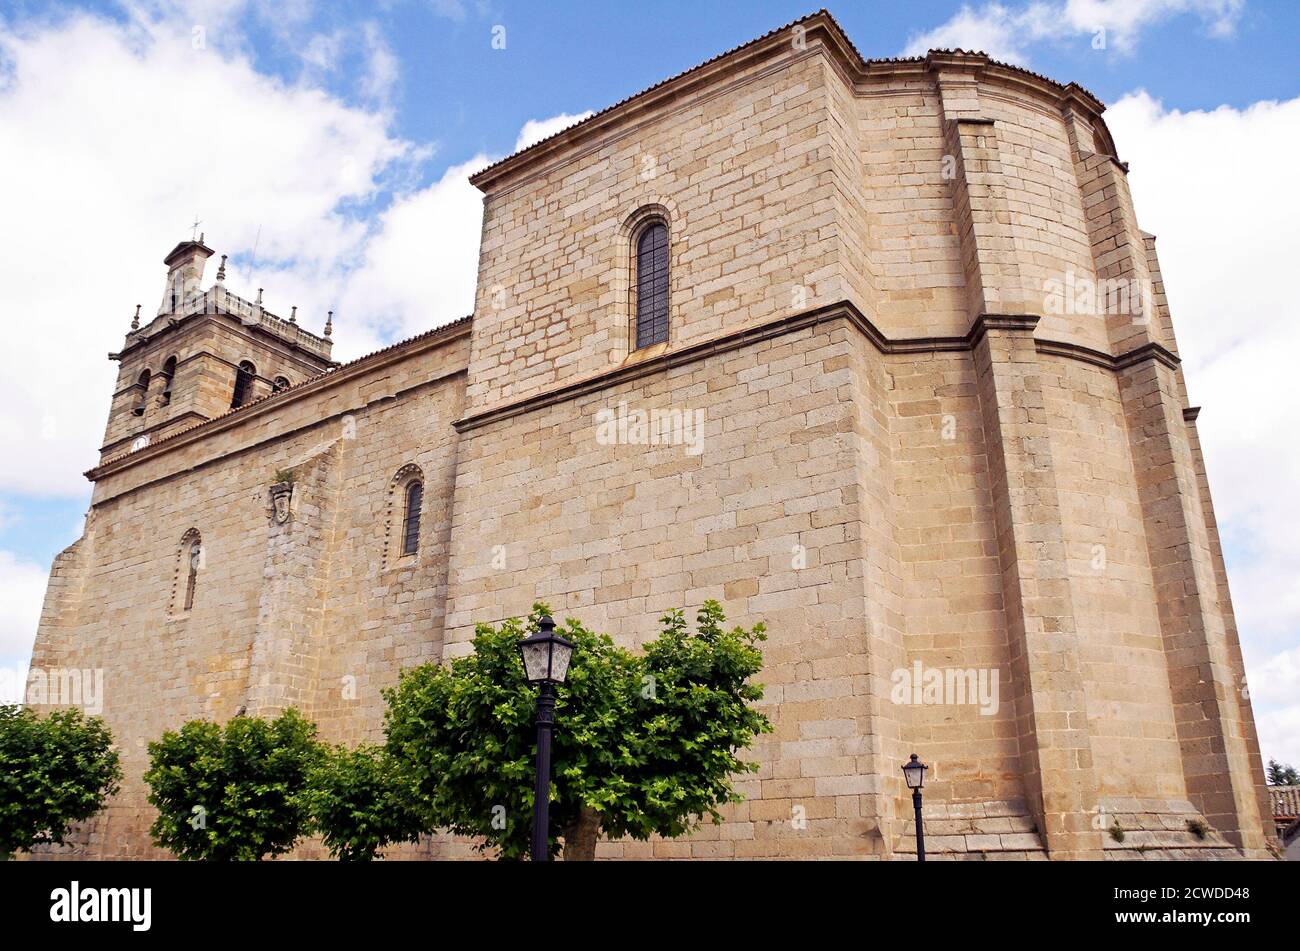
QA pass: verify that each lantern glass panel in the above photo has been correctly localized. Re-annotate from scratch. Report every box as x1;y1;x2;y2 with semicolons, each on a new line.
550;641;573;683
522;642;551;683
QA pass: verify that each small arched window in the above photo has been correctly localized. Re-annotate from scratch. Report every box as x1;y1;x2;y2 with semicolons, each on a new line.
185;539;202;610
634;221;669;349
402;481;423;556
132;369;151;417
272;376;291;394
176;530;203;614
231;361;256;409
160;356;177;407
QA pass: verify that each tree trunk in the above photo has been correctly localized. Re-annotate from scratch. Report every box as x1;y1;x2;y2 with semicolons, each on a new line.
560;806;601;861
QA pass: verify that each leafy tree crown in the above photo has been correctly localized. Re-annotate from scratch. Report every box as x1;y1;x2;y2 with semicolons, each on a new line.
383;600;771;859
0;704;122;858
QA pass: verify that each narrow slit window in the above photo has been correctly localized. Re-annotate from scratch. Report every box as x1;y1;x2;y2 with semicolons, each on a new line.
635;222;669;349
402;481;423;556
184;540;201;611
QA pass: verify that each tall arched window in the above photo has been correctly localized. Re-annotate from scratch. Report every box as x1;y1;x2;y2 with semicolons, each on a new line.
402;481;424;556
160;356;177;407
185;539;202;610
634;221;669;349
231;361;256;409
175;530;202;615
132;369;151;417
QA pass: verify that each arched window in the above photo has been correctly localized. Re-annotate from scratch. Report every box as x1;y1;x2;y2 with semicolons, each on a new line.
175;530;202;615
185;539;202;610
634;221;669;349
160;356;177;407
132;369;151;417
231;361;256;409
272;376;291;393
402;481;423;556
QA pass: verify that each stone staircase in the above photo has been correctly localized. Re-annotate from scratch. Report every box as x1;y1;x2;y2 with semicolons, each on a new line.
1098;798;1241;860
894;798;1245;859
895;800;1047;860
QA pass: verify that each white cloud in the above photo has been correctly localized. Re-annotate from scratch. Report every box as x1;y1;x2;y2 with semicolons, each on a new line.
333;110;601;344
904;0;1244;64
0;550;48;665
359;21;399;105
514;111;595;152
1257;708;1300;771
1106;90;1300;768
335;154;490;344
428;0;468;22
296;21;400;107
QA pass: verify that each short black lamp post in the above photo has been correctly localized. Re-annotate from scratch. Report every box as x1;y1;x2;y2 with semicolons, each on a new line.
518;615;575;862
902;753;928;862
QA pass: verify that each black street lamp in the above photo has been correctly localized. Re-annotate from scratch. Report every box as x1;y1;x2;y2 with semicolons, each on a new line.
902;753;928;862
517;615;575;862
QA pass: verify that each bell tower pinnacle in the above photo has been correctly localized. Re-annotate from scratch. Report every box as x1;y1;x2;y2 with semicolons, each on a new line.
158;237;214;316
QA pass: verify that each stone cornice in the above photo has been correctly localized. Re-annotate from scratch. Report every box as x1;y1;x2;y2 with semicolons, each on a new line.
116;310;335;375
966;313;1041;348
453;302;1180;434
101;412;209;456
1115;340;1181;371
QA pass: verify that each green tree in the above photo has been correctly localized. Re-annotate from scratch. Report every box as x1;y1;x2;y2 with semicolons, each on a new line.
304;743;424;861
384;600;771;859
144;708;322;860
0;704;122;860
1267;758;1299;786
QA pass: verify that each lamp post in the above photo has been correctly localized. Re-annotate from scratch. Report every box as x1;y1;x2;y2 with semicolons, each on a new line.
902;753;928;862
517;615;575;862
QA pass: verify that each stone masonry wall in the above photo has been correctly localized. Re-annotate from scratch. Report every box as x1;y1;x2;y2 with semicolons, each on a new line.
444;318;889;858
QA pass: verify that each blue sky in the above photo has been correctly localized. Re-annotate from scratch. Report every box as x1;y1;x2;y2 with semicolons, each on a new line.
1;0;1297;765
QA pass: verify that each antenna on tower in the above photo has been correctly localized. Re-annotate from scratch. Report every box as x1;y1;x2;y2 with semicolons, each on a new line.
247;224;262;280
190;215;202;241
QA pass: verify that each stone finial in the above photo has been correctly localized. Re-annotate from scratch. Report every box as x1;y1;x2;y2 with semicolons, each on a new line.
216;254;227;283
130;304;141;330
324;310;334;338
290;306;297;323
255;288;264;306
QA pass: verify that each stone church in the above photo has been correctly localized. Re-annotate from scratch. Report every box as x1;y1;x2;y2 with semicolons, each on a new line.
31;11;1273;859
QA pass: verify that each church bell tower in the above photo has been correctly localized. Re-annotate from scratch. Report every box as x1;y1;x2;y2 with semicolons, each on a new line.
100;236;337;463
